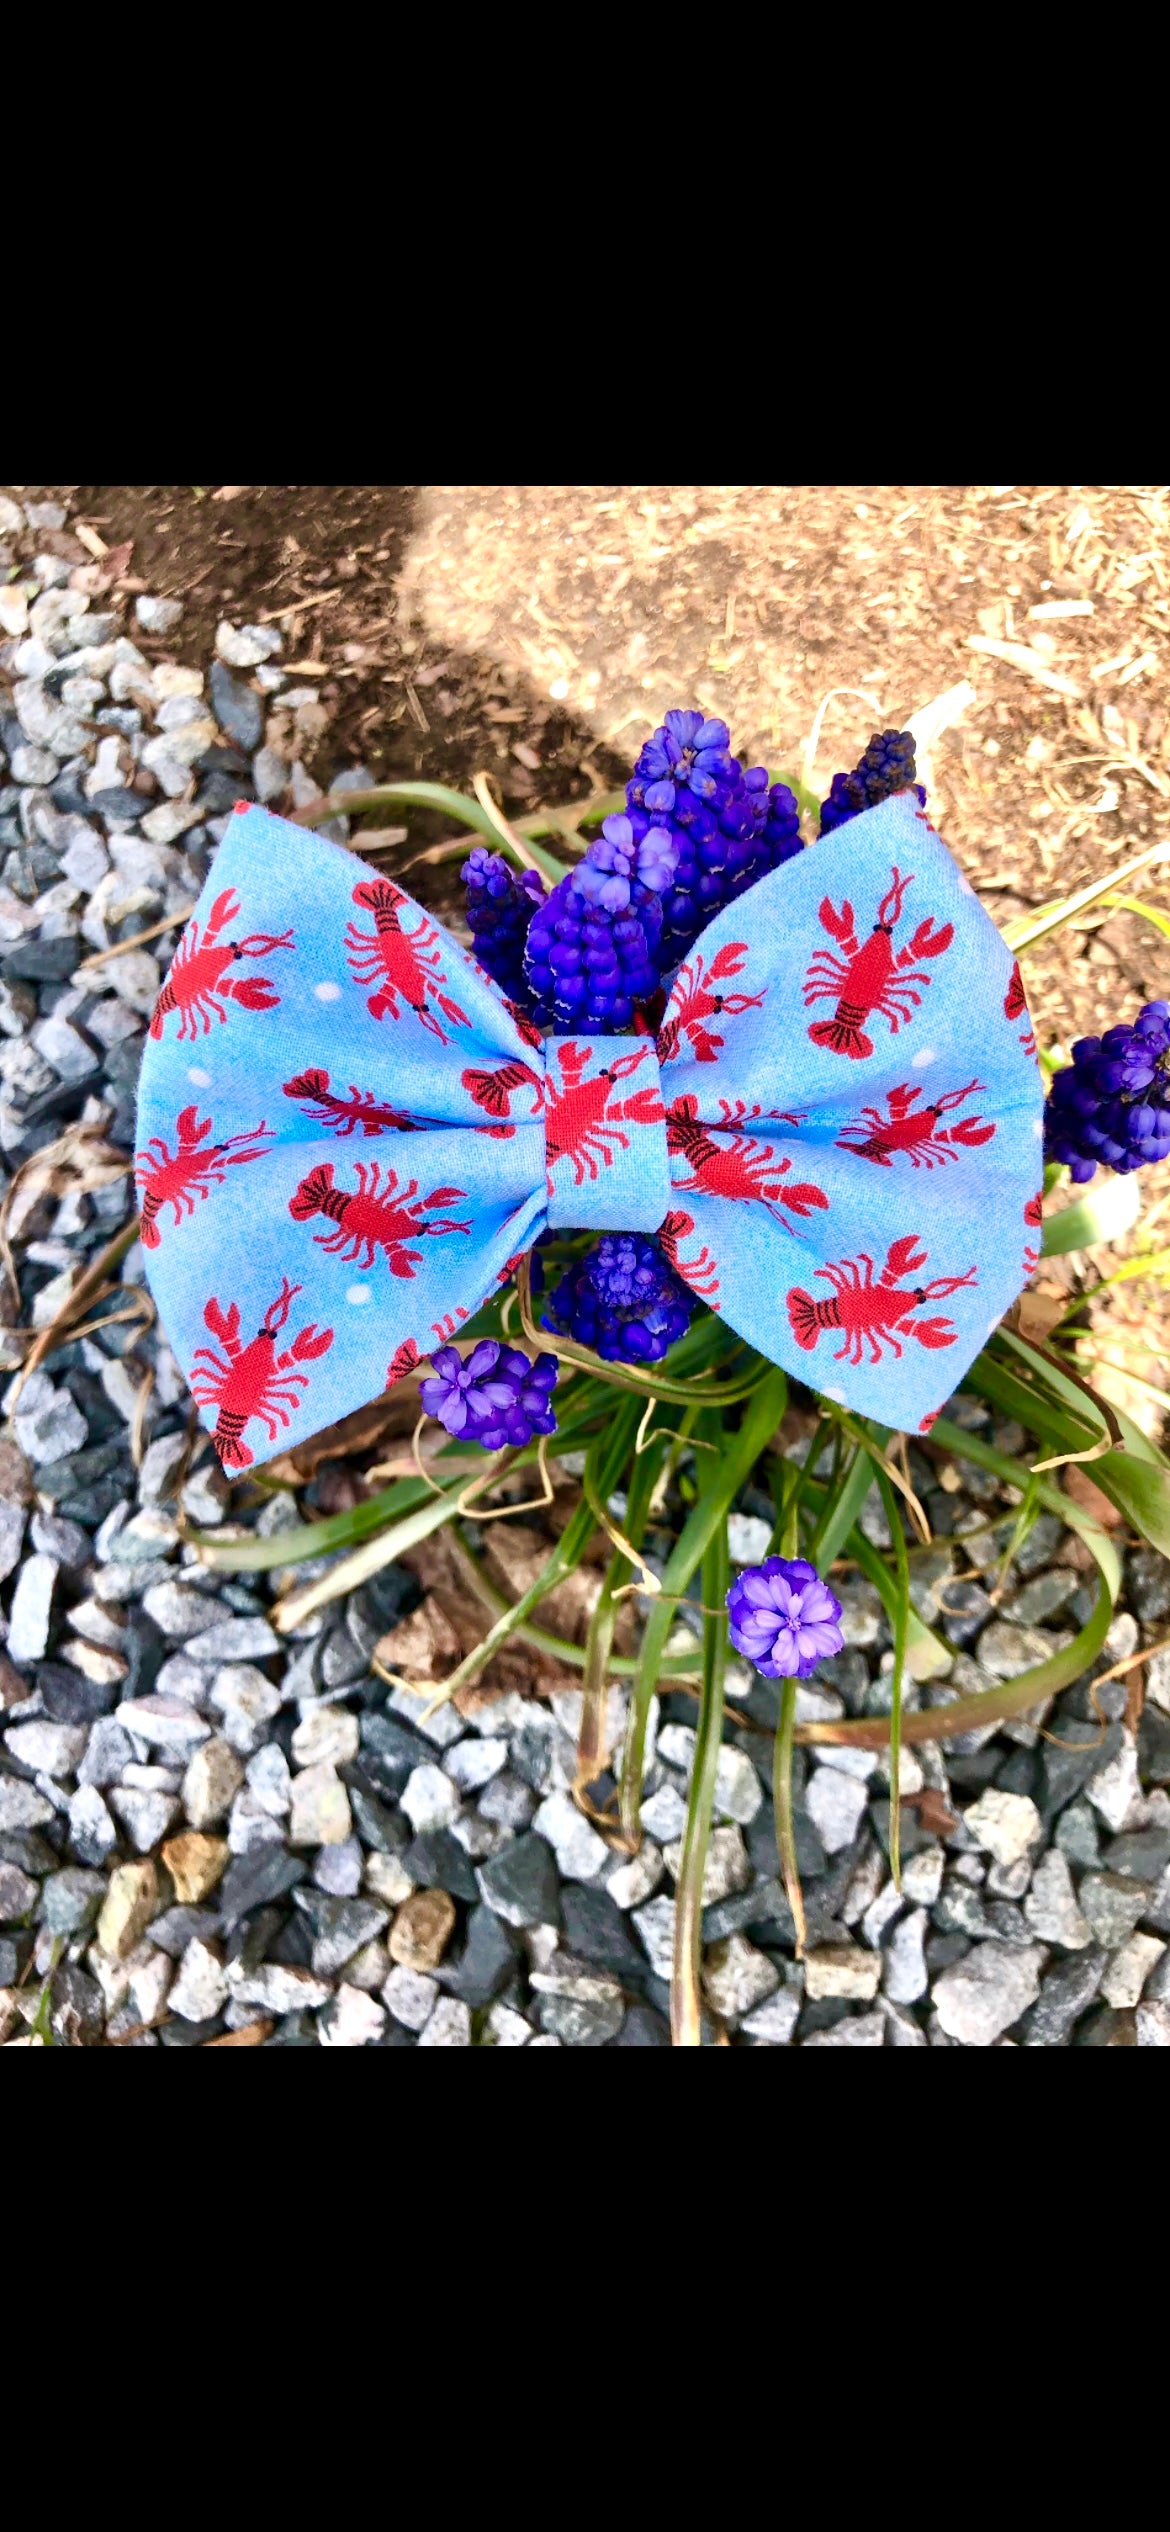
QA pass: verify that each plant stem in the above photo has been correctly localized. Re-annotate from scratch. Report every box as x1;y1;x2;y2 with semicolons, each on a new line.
577;1436;666;1792
620;1371;787;1847
671;1416;728;2046
873;1465;908;1890
772;1677;806;1956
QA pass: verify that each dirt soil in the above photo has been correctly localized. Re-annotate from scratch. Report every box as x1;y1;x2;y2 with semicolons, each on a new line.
21;482;1170;1429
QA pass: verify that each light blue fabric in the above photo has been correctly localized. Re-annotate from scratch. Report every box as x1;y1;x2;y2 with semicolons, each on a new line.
134;796;1042;1467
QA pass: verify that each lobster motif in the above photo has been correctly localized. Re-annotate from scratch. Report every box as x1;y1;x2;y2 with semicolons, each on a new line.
289;1159;471;1278
1004;960;1037;1055
283;1068;426;1137
543;1043;664;1189
345;879;470;1042
134;1105;273;1248
836;1079;995;1169
656;941;765;1065
657;1209;720;1299
461;1059;543;1138
386;1338;422;1387
503;996;544;1052
1023;1190;1042;1274
787;1235;977;1368
190;1274;334;1468
149;888;293;1042
803;867;953;1059
666;1094;828;1226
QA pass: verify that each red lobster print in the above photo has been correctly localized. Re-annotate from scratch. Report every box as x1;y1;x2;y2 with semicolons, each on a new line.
283;1068;427;1137
656;942;764;1065
289;1159;471;1278
1004;960;1037;1056
503;996;544;1052
543;1043;664;1188
345;880;469;1042
836;1079;995;1169
658;1209;720;1300
803;867;953;1059
149;889;294;1042
190;1275;333;1469
787;1235;977;1368
386;1339;422;1388
665;1095;828;1227
461;1059;543;1139
135;1106;273;1248
1023;1191;1042;1274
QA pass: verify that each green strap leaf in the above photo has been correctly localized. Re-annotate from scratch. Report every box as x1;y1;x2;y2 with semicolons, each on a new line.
1040;1173;1142;1255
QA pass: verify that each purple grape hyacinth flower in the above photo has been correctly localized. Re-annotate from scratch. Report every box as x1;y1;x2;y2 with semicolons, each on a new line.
542;1232;693;1365
573;812;678;912
462;848;546;1006
1044;998;1170;1180
632;708;734;808
420;1340;559;1451
818;729;926;836
726;1557;845;1680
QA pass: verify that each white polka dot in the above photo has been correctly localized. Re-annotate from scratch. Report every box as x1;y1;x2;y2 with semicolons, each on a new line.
314;981;342;1002
823;1385;846;1402
186;1067;211;1088
910;1045;937;1069
346;1285;372;1307
1032;1117;1044;1136
958;874;976;896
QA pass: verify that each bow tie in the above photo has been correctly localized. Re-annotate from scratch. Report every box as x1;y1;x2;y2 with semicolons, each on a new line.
134;793;1043;1467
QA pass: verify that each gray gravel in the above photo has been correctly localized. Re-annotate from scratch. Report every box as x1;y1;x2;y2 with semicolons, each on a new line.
2;486;1169;2047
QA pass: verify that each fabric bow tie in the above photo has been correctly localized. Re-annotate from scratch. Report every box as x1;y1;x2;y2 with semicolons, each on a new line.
134;794;1043;1468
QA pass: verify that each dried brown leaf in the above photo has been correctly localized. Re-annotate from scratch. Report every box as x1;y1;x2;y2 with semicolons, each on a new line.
902;1787;958;1837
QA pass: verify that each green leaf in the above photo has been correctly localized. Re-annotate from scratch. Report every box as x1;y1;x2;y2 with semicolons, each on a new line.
293;779;570;884
1095;893;1170;942
1094;1451;1170;1556
1086;1400;1170;1555
1040;1172;1142;1255
1002;837;1170;953
810;1441;875;1571
620;1370;788;1843
846;1527;954;1681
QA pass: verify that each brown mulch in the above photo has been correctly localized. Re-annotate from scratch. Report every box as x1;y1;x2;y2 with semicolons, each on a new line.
57;483;627;821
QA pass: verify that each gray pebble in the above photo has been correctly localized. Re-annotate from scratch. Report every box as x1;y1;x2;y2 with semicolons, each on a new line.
1020;1945;1107;2044
135;598;184;634
184;1615;281;1664
5;1717;85;1779
1078;1871;1153;1948
67;1782;117;1865
416;1997;472;2047
107;1785;180;1851
6;1552;59;1662
933;1942;1046;2044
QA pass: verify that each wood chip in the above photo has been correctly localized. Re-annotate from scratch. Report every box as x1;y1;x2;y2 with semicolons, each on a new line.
966;636;1083;698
